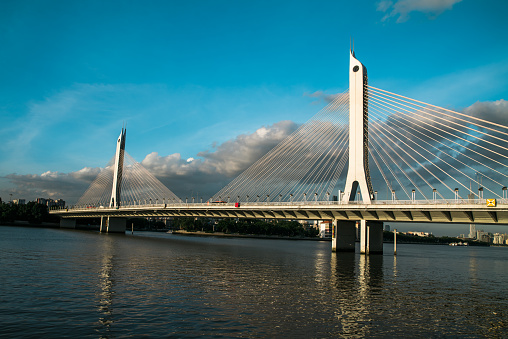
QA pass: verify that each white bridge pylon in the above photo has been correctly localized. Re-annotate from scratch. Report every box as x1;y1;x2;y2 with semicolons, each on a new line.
75;129;182;209
342;50;374;203
110;127;126;208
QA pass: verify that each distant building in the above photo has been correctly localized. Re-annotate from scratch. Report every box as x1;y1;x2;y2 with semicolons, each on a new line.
493;233;508;245
476;230;492;243
36;198;48;205
319;220;332;238
36;198;66;208
12;199;26;205
406;231;432;237
49;199;66;208
469;224;476;239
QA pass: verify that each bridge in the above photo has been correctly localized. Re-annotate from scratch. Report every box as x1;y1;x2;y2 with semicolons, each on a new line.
52;49;508;254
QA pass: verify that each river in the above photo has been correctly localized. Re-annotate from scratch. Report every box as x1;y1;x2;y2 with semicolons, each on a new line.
0;226;507;338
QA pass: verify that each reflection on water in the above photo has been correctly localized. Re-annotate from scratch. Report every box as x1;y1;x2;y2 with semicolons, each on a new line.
330;251;385;338
0;227;507;338
96;236;115;336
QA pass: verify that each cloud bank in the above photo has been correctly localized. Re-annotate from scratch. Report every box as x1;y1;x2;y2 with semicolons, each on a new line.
377;0;463;23
1;121;298;204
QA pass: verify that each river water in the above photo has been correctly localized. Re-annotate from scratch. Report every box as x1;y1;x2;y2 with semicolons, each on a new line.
0;226;507;338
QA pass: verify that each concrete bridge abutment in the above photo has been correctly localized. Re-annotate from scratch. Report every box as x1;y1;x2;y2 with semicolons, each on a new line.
100;216;126;233
359;220;383;254
332;220;356;252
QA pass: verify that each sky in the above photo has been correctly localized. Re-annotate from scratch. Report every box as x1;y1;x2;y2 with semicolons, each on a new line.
1;0;508;236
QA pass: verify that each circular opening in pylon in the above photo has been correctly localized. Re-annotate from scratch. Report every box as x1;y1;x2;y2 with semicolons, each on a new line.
353;65;359;72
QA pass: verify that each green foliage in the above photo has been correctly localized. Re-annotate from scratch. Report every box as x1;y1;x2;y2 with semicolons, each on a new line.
0;202;52;223
127;218;167;230
173;217;206;232
127;218;149;229
383;231;485;245
174;217;319;238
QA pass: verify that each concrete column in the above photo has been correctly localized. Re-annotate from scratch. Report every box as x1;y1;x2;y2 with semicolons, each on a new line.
60;218;76;229
101;217;126;233
100;216;108;233
368;221;383;254
360;220;367;254
360;220;383;254
332;220;356;252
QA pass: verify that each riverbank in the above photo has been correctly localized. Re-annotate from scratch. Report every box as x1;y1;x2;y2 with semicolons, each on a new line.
0;221;101;231
171;230;493;246
171;229;329;241
1;221;60;228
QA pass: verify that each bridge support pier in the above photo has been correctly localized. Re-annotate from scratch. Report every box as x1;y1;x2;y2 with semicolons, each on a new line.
332;220;356;252
360;220;383;254
100;217;126;233
60;218;76;229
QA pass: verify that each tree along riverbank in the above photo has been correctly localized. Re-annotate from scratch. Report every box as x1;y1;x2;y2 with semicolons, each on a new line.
383;231;490;246
0;202;60;224
171;230;328;241
171;217;320;238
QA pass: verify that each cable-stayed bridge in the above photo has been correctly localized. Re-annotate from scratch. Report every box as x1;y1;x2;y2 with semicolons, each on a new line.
52;50;508;252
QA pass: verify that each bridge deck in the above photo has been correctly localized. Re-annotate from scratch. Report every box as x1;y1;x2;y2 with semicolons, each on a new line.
51;199;508;224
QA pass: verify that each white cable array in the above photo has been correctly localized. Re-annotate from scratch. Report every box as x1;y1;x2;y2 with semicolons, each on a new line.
121;153;182;205
211;91;351;202
75;157;115;207
367;85;508;200
75;152;182;208
76;83;508;205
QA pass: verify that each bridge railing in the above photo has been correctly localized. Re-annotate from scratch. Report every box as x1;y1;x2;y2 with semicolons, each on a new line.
53;197;508;212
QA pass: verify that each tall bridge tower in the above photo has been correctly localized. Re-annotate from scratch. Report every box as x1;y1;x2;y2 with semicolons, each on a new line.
101;127;128;233
110;127;126;208
342;50;374;203
333;50;382;254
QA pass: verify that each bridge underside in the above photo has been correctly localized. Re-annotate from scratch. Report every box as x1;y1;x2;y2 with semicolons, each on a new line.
53;203;508;225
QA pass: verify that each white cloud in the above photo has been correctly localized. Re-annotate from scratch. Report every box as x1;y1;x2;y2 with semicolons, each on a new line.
378;0;463;23
141;120;299;198
304;91;347;104
464;99;508;126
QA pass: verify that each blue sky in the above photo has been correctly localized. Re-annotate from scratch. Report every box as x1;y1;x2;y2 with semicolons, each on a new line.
1;0;508;235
